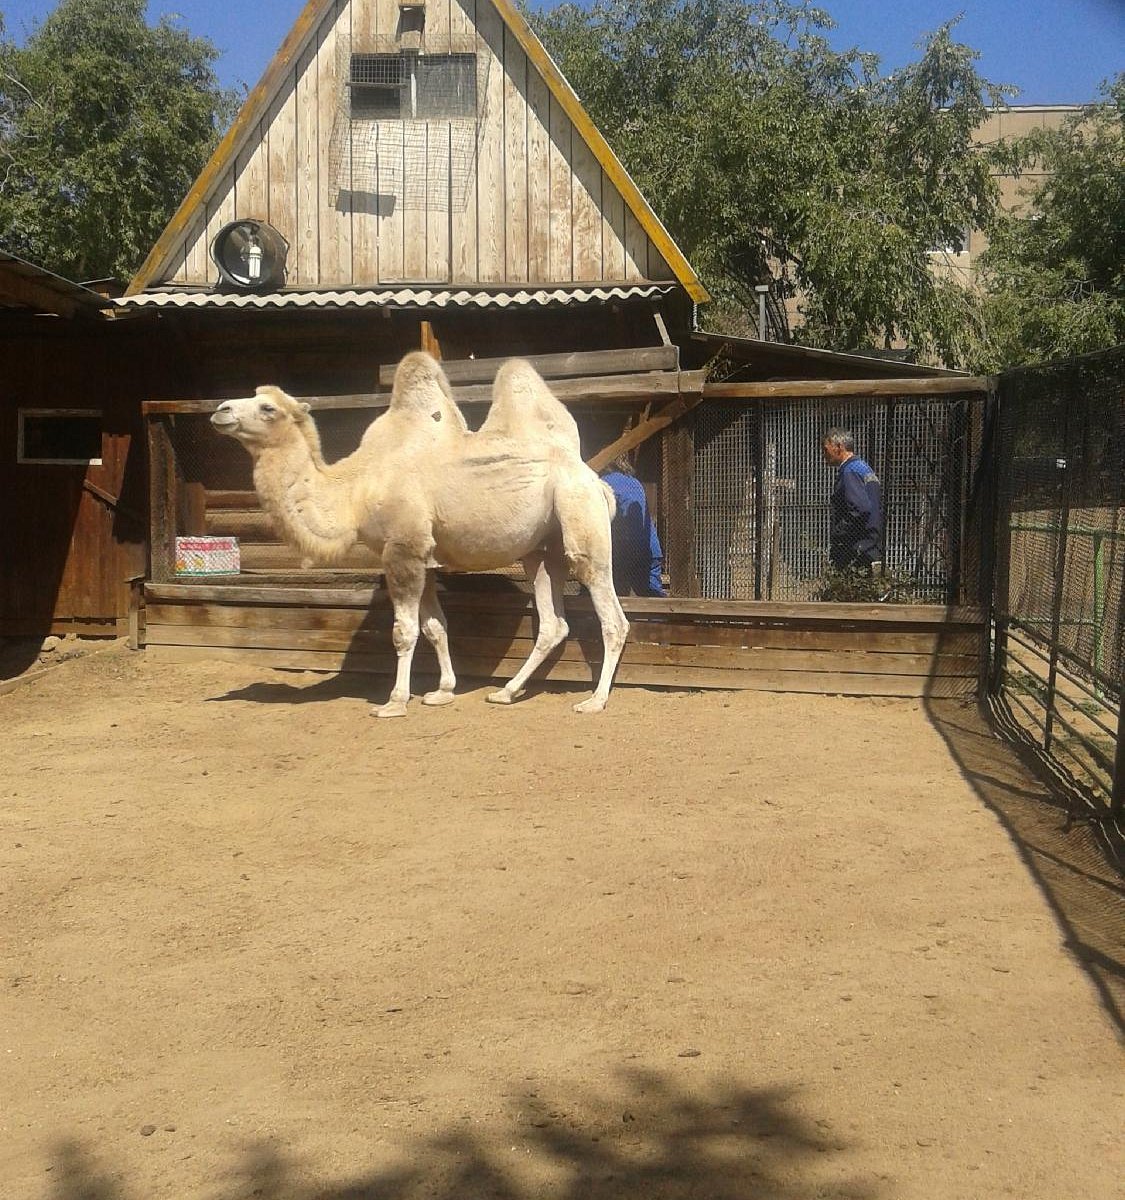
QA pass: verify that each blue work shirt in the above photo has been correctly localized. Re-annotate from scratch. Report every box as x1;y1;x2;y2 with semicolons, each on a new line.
830;456;883;569
601;470;668;597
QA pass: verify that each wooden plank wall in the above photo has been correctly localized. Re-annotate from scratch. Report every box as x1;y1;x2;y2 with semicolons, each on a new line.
141;584;984;697
167;0;674;289
0;320;150;633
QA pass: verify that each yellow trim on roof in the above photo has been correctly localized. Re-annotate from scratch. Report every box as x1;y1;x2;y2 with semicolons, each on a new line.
488;0;707;303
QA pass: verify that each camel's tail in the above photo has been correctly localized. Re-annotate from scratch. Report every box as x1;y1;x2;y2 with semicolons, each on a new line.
600;479;617;521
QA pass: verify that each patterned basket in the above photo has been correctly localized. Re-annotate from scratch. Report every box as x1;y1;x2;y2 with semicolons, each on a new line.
174;536;240;576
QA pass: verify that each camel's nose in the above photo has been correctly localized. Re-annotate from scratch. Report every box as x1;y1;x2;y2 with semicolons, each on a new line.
211;402;237;428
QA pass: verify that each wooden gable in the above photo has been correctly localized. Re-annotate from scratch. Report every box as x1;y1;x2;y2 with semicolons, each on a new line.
128;0;706;300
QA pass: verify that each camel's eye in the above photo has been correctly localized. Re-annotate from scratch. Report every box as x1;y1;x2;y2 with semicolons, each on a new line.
259;403;277;417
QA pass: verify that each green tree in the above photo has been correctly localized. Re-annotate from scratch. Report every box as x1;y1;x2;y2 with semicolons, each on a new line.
0;0;238;281
532;0;1011;365
976;75;1125;369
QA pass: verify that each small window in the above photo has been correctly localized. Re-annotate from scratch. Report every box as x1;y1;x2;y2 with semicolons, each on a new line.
928;229;971;255
18;409;102;465
349;53;477;121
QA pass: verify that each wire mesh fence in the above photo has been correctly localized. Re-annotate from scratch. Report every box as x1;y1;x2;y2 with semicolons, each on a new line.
992;345;1124;814
673;392;986;604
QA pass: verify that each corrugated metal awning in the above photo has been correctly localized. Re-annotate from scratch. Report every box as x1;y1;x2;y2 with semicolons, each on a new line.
0;250;112;317
114;284;677;311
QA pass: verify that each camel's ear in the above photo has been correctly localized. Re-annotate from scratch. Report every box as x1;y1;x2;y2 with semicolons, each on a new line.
299;403;311;416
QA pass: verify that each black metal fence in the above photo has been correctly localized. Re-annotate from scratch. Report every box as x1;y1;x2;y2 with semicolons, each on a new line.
992;346;1124;817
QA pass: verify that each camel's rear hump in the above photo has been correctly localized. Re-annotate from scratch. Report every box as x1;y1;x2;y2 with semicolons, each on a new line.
481;360;582;456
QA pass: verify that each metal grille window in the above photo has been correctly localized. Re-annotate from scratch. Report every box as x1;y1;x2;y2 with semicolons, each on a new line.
349;53;477;120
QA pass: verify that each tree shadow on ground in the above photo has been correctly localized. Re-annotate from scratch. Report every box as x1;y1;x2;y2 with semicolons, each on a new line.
923;698;1125;1035
46;1071;880;1200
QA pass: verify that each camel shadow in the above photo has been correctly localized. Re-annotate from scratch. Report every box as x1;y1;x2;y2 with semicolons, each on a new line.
207;574;603;709
44;1071;880;1200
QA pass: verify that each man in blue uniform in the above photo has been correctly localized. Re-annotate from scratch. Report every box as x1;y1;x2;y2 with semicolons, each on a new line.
600;457;668;596
822;428;883;571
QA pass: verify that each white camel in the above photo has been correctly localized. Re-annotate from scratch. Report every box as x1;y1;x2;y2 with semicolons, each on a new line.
210;352;629;716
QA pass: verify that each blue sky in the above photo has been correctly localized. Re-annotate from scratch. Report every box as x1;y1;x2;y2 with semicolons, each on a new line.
1;0;1121;103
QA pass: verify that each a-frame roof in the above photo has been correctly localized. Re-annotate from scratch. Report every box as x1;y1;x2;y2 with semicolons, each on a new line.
127;0;708;302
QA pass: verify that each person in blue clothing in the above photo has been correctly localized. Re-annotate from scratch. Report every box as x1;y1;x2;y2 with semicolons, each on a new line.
821;428;883;572
600;456;668;597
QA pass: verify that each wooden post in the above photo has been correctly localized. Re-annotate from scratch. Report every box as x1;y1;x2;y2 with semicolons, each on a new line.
146;413;177;583
752;406;764;601
182;481;208;537
420;320;441;359
662;418;699;596
1112;671;1125;816
126;574;146;650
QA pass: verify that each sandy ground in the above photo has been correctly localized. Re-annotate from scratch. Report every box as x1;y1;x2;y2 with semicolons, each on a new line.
1;643;1122;1200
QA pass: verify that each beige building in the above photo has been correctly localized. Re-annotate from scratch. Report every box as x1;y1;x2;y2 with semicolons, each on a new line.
928;104;1082;286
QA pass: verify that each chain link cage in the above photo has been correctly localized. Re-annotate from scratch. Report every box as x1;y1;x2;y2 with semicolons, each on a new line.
993;345;1124;814
663;391;985;604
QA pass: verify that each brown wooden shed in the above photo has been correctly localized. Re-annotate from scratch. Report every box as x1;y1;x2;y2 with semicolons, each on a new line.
0;252;151;636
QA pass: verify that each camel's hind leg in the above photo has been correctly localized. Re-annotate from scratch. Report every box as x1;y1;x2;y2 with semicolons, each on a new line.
419;570;457;706
374;548;428;719
486;550;569;705
557;481;629;713
572;566;629;713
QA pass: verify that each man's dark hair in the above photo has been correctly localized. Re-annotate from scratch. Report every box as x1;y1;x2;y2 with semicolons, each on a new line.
607;455;635;476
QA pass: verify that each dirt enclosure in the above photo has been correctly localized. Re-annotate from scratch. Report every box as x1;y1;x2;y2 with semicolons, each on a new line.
2;644;1122;1200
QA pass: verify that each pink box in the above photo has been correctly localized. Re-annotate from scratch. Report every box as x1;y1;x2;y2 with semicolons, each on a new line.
174;536;240;576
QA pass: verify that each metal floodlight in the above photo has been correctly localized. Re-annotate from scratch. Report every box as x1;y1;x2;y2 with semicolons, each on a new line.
210;219;289;291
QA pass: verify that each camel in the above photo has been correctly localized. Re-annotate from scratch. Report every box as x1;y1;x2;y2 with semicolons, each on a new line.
210;352;629;716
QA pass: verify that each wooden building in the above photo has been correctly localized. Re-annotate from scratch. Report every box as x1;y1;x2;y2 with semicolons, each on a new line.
0;252;148;636
5;0;988;697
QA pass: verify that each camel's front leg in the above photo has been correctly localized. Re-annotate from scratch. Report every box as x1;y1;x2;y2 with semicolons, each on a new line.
487;552;569;705
374;548;428;719
419;570;457;706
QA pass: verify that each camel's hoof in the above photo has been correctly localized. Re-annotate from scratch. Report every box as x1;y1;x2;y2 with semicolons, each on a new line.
372;700;409;719
422;689;455;707
573;695;607;715
486;688;522;705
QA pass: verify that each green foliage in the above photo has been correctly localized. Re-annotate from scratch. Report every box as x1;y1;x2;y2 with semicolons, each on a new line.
812;565;924;604
976;75;1125;369
531;0;1011;365
0;0;239;281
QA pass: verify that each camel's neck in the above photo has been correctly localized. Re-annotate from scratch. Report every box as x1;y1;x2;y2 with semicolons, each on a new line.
253;441;360;564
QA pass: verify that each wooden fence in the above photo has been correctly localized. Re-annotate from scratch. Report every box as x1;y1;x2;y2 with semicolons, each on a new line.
138;581;984;698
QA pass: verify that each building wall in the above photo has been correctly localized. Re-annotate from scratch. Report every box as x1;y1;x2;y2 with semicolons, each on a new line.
927;105;1081;288
0;319;150;633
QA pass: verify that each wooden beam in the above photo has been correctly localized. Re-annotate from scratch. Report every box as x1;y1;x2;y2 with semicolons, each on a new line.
420;320;441;359
146;416;178;583
376;345;679;387
141;370;704;415
587;390;706;473
143;582;983;625
703;377;991;399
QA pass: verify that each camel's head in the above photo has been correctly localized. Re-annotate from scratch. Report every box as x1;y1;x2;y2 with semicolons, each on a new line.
211;386;311;451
